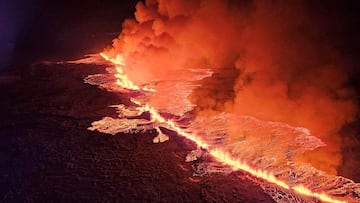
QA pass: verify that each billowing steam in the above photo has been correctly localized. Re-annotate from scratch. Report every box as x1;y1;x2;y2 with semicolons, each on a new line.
103;0;357;176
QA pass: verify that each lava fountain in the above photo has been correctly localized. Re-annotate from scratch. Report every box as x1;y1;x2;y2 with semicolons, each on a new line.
73;0;360;202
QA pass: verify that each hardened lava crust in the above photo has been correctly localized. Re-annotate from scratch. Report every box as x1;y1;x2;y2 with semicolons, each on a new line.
0;64;275;202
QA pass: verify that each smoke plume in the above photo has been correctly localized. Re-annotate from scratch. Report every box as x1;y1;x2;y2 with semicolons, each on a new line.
104;0;358;175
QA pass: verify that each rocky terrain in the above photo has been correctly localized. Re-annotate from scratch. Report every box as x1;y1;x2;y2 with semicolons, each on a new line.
0;63;275;202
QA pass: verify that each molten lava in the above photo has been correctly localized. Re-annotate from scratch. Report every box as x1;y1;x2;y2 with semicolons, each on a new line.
98;52;347;203
100;53;141;90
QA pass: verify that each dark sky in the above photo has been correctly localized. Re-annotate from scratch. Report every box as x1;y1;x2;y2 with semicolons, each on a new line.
1;0;359;72
0;0;140;70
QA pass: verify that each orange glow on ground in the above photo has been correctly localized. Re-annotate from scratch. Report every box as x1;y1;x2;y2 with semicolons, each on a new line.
100;52;347;203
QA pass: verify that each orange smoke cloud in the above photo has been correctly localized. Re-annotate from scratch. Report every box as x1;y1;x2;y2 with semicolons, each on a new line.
104;0;358;176
230;1;357;174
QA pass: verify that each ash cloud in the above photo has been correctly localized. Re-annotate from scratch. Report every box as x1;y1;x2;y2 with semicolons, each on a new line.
104;0;358;176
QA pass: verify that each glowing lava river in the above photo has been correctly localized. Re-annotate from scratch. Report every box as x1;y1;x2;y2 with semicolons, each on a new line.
74;52;360;203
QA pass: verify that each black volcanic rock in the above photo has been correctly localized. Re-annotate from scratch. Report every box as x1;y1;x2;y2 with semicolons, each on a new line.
0;64;275;202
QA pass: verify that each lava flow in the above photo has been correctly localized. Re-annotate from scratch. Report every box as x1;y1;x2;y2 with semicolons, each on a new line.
99;52;347;203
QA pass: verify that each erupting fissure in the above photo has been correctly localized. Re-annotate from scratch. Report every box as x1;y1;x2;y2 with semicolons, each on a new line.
100;52;346;203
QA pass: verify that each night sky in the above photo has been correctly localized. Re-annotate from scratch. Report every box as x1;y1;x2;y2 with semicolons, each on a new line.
0;0;139;70
0;0;359;72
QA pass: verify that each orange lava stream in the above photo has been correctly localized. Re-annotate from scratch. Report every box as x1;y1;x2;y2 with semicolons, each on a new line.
100;53;346;203
100;53;140;90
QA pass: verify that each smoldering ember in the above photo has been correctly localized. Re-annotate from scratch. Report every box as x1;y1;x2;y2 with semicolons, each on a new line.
1;0;360;202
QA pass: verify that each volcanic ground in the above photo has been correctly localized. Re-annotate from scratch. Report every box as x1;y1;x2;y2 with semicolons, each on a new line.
0;63;277;202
